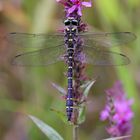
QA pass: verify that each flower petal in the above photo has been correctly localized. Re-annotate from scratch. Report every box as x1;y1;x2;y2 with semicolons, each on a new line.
82;1;92;7
68;5;77;14
70;0;76;2
77;6;82;16
100;110;109;120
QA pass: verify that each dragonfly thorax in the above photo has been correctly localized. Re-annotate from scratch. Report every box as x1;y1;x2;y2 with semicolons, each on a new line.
64;18;79;48
64;17;78;34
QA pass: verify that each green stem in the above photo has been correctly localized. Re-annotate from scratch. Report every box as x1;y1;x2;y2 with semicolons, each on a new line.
73;125;79;140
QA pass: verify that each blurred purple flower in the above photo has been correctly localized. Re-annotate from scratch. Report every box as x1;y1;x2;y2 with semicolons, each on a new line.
56;0;92;16
100;81;134;138
74;52;86;63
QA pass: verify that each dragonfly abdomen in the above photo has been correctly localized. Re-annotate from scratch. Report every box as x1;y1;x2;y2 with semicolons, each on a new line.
66;47;74;121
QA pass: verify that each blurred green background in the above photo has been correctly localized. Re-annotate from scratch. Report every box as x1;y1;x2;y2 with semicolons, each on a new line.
0;0;140;140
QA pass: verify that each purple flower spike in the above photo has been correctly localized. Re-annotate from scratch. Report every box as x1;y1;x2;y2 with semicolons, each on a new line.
100;81;134;139
69;0;92;16
56;0;92;16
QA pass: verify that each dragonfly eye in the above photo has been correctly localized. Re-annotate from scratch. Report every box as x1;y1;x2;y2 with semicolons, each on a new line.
64;20;71;26
72;20;78;26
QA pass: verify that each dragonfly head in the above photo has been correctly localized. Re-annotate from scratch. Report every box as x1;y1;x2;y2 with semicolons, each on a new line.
64;17;79;27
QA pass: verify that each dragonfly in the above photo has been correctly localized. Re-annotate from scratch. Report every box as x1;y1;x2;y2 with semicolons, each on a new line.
7;17;136;121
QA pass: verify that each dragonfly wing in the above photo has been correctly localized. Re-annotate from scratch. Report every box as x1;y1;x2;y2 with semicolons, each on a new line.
82;46;130;66
11;45;66;66
79;32;136;48
7;32;64;49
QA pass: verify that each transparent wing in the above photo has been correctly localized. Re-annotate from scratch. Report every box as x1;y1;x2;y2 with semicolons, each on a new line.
11;45;66;66
79;32;136;48
81;46;130;66
7;32;64;49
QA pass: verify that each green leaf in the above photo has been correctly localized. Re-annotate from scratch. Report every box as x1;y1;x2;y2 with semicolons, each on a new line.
78;106;86;124
29;115;64;140
83;80;96;97
79;80;96;126
81;81;91;89
50;108;67;124
103;135;131;140
51;82;66;96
